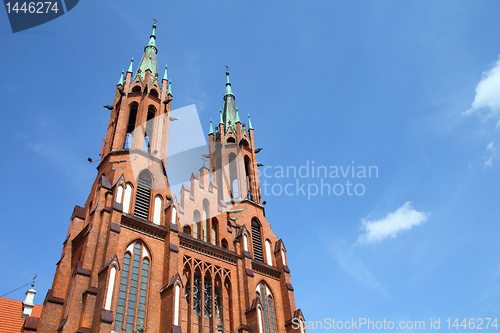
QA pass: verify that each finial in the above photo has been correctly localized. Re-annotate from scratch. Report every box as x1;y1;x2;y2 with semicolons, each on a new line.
224;69;234;98
235;110;241;124
117;69;124;86
248;114;253;130
209;119;214;135
219;109;223;125
163;64;168;81
127;58;134;73
167;79;172;96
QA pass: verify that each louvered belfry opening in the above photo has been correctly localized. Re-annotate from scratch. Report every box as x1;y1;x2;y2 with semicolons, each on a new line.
252;220;264;262
134;171;152;220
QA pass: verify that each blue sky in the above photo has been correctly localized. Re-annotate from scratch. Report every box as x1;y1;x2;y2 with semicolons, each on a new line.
2;1;500;331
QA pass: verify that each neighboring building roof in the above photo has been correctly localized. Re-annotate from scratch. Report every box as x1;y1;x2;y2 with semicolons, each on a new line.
0;297;42;333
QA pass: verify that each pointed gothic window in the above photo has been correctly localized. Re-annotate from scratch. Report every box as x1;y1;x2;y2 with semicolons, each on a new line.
252;220;264;262
153;195;162;225
115;241;150;331
125;103;138;149
134;171;152;220
256;282;277;333
229;153;238;198
123;183;132;214
193;210;201;239
185;276;220;318
211;218;218;246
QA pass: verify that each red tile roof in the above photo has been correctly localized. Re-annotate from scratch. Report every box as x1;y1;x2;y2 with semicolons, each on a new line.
0;297;43;333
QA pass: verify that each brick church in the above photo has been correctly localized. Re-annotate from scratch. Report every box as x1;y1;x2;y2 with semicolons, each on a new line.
35;24;306;333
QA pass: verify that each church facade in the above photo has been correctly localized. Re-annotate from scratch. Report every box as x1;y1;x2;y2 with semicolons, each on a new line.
36;25;305;333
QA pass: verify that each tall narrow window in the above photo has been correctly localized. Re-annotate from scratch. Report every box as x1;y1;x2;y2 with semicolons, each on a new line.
144;107;155;153
268;296;276;333
115;242;150;332
202;200;209;242
125;104;138;149
265;240;273;266
245;157;252;200
193;210;201;239
211;218;218;246
134;172;152;220
256;283;276;333
105;266;117;310
229;154;238;198
116;185;124;204
252;220;263;262
185;276;220;318
171;207;177;224
123;184;132;214
153;196;162;225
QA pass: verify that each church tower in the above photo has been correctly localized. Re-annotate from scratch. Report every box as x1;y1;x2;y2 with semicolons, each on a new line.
36;25;306;333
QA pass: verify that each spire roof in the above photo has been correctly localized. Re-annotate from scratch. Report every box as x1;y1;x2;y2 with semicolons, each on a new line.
134;24;159;85
208;119;214;135
127;58;134;73
167;79;172;96
163;65;168;81
248;114;253;130
219;109;223;125
117;69;124;86
222;70;238;134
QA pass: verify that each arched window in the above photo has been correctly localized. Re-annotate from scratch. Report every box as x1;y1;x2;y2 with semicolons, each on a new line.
134;172;152;220
243;234;249;252
245;156;252;200
144;106;155;153
174;284;180;325
183;225;191;236
104;266;116;310
153;196;162;225
227;137;236;143
185;276;220;318
202;200;209;242
221;238;228;249
265;240;273;266
131;85;141;93
150;89;159;98
123;183;132;214
193;210;201;239
229;153;238;198
256;282;277;333
211;218;218;246
171;207;177;224
115;241;150;331
125;103;138;149
252;220;263;262
116;184;124;204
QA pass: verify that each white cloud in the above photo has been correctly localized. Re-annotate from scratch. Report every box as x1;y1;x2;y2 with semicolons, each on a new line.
466;56;500;118
357;202;429;244
484;140;497;168
324;238;389;298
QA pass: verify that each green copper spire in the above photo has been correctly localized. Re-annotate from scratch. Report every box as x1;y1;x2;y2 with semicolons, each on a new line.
219;109;223;124
208;119;214;135
248;114;253;130
146;24;157;51
222;70;238;133
117;69;124;86
163;65;168;81
134;24;159;84
224;71;234;98
127;58;134;73
167;80;172;96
